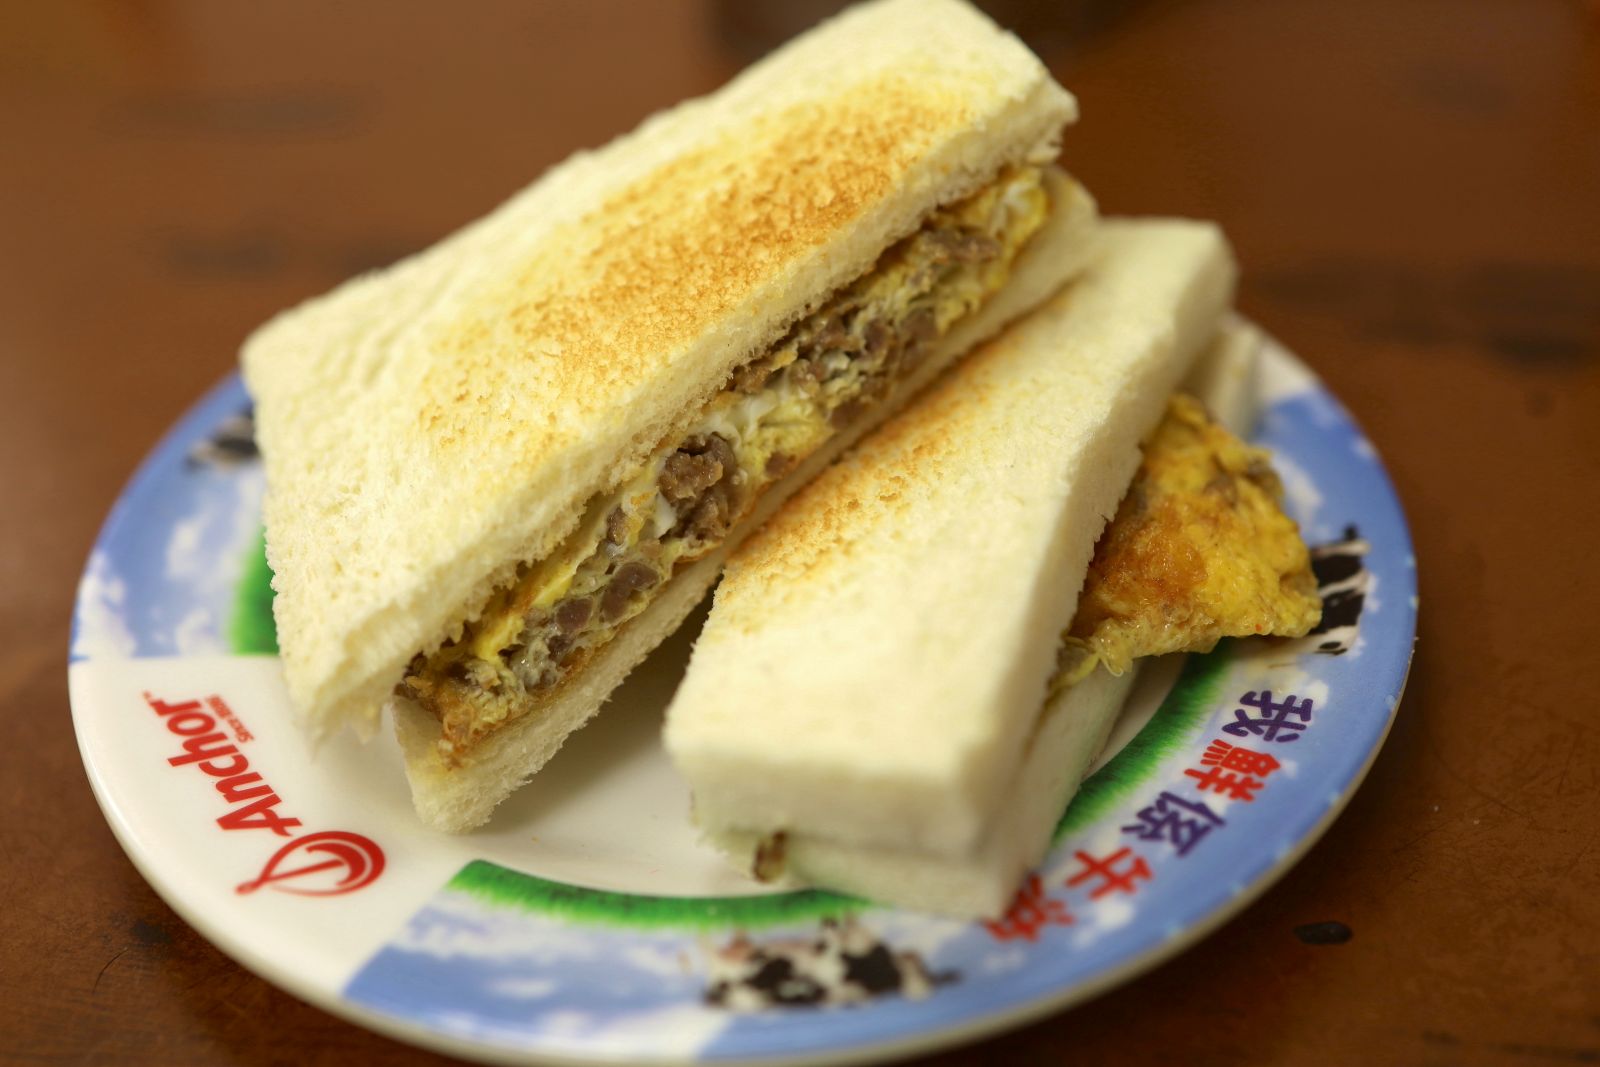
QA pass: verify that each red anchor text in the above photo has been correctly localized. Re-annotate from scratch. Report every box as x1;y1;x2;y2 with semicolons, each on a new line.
145;692;302;836
142;691;386;897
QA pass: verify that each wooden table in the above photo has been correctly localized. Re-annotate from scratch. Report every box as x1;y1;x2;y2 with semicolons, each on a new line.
5;2;1597;1063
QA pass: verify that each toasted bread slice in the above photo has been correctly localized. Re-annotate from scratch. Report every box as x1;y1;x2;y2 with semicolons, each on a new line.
245;0;1078;759
247;0;1100;830
665;218;1236;859
690;321;1266;919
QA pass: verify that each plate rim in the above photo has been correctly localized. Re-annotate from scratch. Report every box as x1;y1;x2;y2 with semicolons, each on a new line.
69;329;1417;1066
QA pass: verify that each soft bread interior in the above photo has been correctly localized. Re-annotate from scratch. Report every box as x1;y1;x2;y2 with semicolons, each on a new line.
245;0;1077;746
667;218;1236;859
393;176;1099;832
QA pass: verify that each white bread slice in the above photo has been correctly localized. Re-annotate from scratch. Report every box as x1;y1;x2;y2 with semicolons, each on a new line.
243;0;1078;747
665;218;1236;859
1184;316;1262;435
707;665;1138;919
688;321;1264;919
393;176;1099;832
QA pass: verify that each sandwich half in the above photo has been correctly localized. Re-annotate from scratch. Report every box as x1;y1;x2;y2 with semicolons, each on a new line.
243;0;1099;831
663;222;1324;917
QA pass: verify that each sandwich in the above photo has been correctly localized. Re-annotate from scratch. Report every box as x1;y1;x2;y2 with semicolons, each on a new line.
663;220;1324;918
242;0;1100;831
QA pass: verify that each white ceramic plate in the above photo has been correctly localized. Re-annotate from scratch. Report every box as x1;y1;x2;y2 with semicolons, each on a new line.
71;333;1415;1065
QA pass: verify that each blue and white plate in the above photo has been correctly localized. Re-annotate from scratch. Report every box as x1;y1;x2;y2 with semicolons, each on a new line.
70;333;1415;1065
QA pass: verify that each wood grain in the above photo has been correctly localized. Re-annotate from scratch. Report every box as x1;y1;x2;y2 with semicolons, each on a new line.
3;1;1597;1064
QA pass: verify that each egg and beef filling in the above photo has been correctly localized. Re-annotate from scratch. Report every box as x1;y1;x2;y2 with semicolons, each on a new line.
1052;393;1324;694
402;165;1052;762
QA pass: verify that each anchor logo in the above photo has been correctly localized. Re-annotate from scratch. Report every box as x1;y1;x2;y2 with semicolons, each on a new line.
236;831;386;897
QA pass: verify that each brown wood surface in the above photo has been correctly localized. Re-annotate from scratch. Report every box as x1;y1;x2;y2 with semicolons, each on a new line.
4;1;1598;1064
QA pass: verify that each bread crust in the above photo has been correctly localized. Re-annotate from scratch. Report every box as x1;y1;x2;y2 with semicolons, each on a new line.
244;0;1077;747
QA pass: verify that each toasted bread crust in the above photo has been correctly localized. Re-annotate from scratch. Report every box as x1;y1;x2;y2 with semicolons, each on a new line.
244;0;1076;742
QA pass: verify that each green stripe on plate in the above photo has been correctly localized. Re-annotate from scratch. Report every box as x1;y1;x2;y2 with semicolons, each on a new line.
1054;646;1230;838
229;528;278;655
447;859;864;930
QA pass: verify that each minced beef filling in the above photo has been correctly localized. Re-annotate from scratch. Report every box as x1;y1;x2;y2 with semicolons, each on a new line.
662;433;739;544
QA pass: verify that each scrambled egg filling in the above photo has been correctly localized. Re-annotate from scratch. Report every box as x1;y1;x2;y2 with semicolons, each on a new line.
404;166;1052;761
1052;394;1323;692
